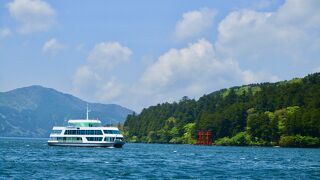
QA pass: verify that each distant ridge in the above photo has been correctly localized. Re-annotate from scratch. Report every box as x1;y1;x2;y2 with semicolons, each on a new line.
0;85;134;137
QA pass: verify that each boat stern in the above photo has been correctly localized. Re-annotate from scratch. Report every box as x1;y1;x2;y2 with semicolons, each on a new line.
113;141;125;148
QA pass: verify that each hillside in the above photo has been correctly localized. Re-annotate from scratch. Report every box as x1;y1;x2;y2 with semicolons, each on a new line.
124;73;320;147
0;85;134;137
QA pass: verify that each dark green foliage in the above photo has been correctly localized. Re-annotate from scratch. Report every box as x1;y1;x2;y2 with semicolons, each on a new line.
215;132;251;146
124;98;197;143
247;112;274;143
124;73;320;147
279;135;320;148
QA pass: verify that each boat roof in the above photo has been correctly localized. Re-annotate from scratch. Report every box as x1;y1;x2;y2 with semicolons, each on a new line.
53;126;120;130
68;119;101;124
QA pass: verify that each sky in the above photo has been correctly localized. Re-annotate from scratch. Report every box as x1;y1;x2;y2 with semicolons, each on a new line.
0;0;320;112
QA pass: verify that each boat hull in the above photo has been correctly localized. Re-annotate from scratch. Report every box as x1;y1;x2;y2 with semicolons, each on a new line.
48;141;125;148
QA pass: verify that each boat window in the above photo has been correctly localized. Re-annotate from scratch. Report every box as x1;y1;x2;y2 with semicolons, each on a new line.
57;137;83;142
95;130;103;135
86;137;103;141
103;130;120;134
64;130;103;135
104;137;115;142
115;137;123;141
103;130;111;134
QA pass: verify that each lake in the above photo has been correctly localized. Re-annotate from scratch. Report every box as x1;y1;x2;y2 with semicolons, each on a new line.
1;138;319;179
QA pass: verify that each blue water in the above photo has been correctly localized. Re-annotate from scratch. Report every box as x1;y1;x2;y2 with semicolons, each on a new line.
1;138;319;179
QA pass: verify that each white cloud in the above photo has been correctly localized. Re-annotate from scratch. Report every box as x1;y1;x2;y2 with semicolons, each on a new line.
129;0;319;110
7;0;55;34
137;39;279;108
74;0;320;111
175;8;216;40
215;0;320;75
274;0;320;29
73;66;100;87
251;0;278;10
42;38;65;54
95;77;123;101
0;28;12;38
72;66;124;102
87;42;132;70
72;66;101;99
73;39;280;111
313;67;320;73
72;41;132;103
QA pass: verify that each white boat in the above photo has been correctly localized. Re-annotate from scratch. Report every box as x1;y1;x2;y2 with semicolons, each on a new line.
47;106;125;148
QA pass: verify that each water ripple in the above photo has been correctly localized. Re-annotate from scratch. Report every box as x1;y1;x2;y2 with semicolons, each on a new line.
1;138;319;179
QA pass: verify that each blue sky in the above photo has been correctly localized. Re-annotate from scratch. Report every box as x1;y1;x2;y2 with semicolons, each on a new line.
1;0;320;111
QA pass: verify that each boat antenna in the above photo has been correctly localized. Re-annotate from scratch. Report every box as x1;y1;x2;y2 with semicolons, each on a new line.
86;103;90;120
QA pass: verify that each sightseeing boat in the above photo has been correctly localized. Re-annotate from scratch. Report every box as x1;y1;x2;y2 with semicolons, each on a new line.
47;107;125;148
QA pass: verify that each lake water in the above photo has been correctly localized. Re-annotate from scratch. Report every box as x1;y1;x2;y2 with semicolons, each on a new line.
1;138;319;179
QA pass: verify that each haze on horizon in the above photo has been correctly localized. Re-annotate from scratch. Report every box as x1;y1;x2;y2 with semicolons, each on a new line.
0;0;319;112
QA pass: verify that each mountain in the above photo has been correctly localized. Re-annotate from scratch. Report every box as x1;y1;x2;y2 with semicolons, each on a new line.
0;85;134;137
124;73;320;147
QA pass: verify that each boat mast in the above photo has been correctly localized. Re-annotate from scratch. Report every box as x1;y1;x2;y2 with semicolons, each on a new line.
86;104;89;120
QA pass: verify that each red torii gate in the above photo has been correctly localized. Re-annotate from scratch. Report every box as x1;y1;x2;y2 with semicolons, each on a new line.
196;131;212;145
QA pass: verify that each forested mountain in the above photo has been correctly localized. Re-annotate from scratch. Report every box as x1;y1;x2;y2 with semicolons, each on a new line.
0;85;133;137
124;73;320;147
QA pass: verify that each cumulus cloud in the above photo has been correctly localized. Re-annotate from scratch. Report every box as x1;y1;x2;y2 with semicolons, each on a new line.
215;0;320;75
72;41;132;103
72;66;101;99
42;38;65;54
95;77;123;101
136;39;279;107
73;66;124;102
128;0;319;110
0;28;12;38
87;42;132;70
74;0;319;111
175;8;216;40
73;66;100;88
7;0;56;34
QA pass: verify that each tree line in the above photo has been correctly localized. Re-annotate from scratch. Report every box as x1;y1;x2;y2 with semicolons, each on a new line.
124;73;320;147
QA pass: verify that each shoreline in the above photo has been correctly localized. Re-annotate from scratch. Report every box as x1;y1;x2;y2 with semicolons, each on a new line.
1;136;319;148
122;141;320;148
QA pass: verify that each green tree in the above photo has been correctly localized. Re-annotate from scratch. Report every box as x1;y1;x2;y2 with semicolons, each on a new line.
181;123;196;144
247;112;272;144
124;73;320;146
